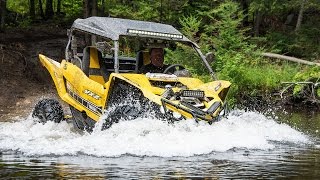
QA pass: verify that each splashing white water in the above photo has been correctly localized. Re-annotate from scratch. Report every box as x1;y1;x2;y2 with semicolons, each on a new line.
0;111;310;157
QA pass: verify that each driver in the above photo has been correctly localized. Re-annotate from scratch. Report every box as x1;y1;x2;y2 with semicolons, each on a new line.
139;48;169;73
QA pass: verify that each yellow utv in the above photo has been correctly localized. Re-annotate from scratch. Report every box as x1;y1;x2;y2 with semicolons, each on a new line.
32;17;231;132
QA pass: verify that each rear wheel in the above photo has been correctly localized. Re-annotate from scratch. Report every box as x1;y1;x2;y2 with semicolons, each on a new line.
32;99;64;124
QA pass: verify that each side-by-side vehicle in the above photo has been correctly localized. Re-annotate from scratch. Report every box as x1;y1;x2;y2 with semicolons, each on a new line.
32;17;231;131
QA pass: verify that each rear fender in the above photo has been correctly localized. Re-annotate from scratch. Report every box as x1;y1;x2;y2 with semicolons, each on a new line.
39;54;108;121
39;54;67;98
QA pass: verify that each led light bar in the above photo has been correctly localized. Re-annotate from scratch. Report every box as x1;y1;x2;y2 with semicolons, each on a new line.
127;29;183;39
181;90;205;98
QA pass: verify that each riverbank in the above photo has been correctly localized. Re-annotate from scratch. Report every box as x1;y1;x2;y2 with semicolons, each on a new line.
0;25;67;120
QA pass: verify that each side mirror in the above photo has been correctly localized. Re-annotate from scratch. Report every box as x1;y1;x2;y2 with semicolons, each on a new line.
205;52;215;63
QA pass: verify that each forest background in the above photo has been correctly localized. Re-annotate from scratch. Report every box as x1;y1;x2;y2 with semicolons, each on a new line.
0;0;319;108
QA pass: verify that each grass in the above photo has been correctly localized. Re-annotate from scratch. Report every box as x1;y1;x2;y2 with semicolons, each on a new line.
242;62;300;92
214;59;301;105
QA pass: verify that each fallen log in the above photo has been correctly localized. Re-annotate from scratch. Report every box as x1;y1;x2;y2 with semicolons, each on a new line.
261;52;320;66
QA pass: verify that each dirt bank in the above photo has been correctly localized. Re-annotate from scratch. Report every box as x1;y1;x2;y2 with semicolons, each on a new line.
0;25;68;120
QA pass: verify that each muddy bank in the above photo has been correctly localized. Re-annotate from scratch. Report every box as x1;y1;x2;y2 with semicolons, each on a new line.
0;26;68;120
238;92;319;117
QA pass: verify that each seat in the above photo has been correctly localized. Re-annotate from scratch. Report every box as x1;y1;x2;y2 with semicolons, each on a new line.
136;50;150;73
103;55;137;73
82;47;109;84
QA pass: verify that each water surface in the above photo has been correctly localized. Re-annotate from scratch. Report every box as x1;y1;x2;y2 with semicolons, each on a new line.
0;110;319;179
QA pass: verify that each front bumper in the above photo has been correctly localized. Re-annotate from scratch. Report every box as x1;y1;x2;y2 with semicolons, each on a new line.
161;98;221;122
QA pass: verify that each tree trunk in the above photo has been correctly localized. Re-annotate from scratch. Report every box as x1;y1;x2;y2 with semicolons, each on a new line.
57;0;61;14
84;0;97;17
29;0;35;19
240;0;249;27
83;0;89;45
261;52;320;66
101;0;105;16
84;0;90;18
160;0;163;22
254;10;262;36
83;0;98;45
0;0;6;31
45;0;54;19
91;0;97;44
295;0;307;32
92;0;97;16
38;0;45;19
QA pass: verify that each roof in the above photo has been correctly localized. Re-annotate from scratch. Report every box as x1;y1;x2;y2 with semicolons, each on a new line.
71;17;193;44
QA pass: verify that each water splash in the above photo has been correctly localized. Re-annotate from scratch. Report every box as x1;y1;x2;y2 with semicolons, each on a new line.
0;111;311;157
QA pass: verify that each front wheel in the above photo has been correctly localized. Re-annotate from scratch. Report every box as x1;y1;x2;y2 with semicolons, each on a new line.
69;106;96;133
102;105;142;130
32;99;64;124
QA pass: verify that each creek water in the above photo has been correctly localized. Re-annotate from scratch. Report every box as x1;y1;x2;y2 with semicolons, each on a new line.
0;109;319;179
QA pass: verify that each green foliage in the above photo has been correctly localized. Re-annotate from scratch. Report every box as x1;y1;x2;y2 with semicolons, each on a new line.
5;0;32;27
7;0;29;15
166;15;208;76
249;0;288;14
294;66;320;83
185;1;301;103
265;22;320;60
165;43;208;75
5;0;83;26
202;1;247;52
199;1;258;98
293;66;320;97
251;0;320;60
61;0;83;19
3;0;319;105
108;1;160;21
179;15;201;42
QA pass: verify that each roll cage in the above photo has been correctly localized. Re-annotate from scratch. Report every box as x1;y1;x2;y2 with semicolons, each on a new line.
65;17;216;79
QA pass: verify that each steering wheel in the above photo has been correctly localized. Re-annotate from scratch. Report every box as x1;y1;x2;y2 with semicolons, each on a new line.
163;64;185;74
